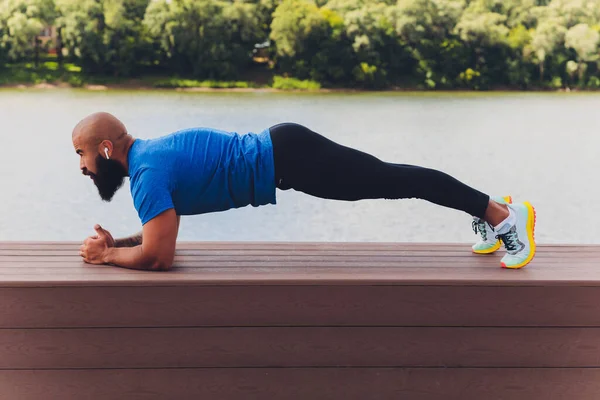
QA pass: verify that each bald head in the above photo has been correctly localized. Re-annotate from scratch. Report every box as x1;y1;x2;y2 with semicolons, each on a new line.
72;112;128;145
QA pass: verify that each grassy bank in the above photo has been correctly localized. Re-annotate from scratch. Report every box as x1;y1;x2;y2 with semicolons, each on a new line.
3;61;598;93
0;62;323;91
0;61;84;86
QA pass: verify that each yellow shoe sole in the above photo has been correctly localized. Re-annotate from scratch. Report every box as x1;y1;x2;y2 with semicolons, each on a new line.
501;202;537;269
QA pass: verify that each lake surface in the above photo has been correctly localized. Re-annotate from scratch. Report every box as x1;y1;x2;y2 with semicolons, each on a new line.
0;89;597;244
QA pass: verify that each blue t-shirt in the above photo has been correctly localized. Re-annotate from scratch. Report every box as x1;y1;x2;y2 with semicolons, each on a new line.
127;127;276;225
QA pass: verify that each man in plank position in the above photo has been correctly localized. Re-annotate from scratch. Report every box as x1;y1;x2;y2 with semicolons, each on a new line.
73;112;536;271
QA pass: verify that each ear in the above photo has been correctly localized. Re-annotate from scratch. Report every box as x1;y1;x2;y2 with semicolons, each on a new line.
98;140;113;159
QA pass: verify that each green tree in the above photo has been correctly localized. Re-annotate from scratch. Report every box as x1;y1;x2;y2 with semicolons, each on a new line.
546;0;600;28
529;17;566;80
270;0;356;85
455;2;509;47
255;0;282;41
145;0;261;79
0;0;57;66
0;0;599;90
56;0;109;73
270;0;327;58
222;1;265;76
454;0;514;87
0;14;5;66
393;0;467;88
565;23;600;83
103;0;151;76
492;0;537;28
332;0;411;87
56;0;150;76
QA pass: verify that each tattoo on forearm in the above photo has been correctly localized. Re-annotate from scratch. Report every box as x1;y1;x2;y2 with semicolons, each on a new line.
115;232;143;248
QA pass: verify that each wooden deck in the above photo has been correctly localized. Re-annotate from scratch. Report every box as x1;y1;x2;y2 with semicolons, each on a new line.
1;242;600;399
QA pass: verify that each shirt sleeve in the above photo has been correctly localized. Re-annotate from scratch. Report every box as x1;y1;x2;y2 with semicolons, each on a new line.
131;168;174;225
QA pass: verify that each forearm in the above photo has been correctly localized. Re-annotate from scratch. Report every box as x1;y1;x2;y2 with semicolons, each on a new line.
115;231;143;248
114;215;179;247
103;246;169;271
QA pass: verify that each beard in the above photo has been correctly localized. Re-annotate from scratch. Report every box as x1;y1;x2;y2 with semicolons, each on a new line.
92;155;127;202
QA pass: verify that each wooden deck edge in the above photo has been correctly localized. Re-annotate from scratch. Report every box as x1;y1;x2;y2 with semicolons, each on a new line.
3;277;600;288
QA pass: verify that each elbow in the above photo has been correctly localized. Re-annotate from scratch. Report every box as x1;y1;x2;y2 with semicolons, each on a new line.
147;257;173;271
140;244;175;271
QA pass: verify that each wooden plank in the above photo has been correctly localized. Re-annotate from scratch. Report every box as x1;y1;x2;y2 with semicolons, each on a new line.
6;265;600;286
1;368;600;400
0;242;599;253
0;250;593;266
0;245;599;256
1;327;600;369
1;247;598;256
0;254;516;268
0;254;595;265
0;242;596;287
0;253;595;262
2;286;600;328
0;257;591;268
0;259;562;268
0;260;526;268
172;242;600;251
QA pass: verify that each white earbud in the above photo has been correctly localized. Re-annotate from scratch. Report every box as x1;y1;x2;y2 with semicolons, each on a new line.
104;148;110;160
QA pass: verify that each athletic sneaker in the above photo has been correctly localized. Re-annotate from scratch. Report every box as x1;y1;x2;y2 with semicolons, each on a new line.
472;196;513;254
496;201;537;269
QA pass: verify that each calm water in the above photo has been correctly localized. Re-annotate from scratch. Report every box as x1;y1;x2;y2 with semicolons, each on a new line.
0;89;598;244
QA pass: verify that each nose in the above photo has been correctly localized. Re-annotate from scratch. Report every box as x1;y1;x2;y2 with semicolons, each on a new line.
80;157;85;171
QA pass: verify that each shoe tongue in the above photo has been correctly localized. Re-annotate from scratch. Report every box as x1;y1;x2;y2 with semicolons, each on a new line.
495;222;512;235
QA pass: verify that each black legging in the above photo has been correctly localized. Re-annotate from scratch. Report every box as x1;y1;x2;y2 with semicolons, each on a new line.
269;123;490;219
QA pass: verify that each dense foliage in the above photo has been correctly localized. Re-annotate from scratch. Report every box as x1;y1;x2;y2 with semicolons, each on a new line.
1;0;600;89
